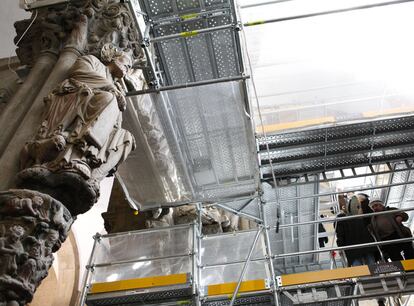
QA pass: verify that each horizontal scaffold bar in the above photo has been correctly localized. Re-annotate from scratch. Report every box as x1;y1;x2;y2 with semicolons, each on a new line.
126;75;250;96
243;0;414;27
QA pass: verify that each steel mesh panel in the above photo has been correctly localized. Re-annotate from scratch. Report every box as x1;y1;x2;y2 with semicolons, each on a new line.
210;132;235;182
145;0;174;18
177;0;200;11
387;165;409;206
262;146;414;178
205;0;229;7
87;287;193;306
204;294;272;306
182;20;215;81
159;39;192;84
163;81;257;201
259;115;414;149
209;20;238;77
280;285;354;306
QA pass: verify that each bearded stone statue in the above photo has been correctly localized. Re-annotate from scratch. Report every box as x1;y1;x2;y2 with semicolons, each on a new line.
18;44;136;215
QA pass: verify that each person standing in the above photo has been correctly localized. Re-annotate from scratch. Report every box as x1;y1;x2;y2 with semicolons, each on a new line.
369;199;414;261
336;195;379;266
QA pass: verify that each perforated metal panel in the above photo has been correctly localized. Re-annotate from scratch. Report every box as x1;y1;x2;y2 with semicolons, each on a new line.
144;0;241;85
259;115;414;180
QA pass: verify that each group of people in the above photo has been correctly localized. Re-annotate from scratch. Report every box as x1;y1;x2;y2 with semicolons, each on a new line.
334;193;414;266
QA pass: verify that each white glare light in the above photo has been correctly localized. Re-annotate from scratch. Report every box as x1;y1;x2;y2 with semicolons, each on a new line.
106;273;119;282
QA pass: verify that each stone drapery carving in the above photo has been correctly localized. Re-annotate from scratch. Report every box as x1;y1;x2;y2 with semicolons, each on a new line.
18;46;136;215
0;189;72;306
0;1;140;304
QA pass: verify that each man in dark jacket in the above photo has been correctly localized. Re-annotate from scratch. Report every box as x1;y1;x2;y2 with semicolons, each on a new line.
336;195;379;266
369;199;414;261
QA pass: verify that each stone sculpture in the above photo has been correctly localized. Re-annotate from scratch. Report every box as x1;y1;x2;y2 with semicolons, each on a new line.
0;2;139;303
0;190;72;306
18;44;136;215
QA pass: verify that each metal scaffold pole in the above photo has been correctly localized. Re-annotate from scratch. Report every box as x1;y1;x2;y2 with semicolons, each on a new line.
260;200;280;306
78;233;100;306
229;226;264;306
243;0;414;27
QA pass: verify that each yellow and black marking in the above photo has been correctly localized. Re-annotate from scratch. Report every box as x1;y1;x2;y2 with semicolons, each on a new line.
279;259;414;287
206;279;267;297
89;273;189;294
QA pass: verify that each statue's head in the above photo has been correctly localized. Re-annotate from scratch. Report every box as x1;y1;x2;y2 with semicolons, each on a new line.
101;43;132;78
9;225;24;242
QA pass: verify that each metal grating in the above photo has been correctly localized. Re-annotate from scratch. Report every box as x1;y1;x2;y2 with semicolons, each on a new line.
145;0;241;86
260;182;319;272
86;286;193;306
203;293;273;306
280;285;354;306
259;115;414;181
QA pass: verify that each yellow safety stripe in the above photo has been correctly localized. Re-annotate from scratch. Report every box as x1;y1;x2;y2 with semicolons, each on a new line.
281;265;370;287
90;273;189;294
363;106;414;118
207;279;267;296
257;116;335;133
280;259;414;287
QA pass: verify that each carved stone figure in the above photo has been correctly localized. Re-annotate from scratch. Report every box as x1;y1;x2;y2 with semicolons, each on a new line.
18;44;136;215
172;205;230;235
0;190;72;305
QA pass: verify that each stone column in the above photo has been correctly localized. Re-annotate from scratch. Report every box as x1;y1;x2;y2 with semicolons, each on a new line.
0;1;140;305
0;52;58;158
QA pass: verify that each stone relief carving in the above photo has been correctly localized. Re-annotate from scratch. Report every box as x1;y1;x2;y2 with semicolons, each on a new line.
15;1;141;67
18;44;136;215
0;189;72;306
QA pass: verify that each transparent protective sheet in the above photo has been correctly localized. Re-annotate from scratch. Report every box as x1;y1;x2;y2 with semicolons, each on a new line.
200;230;269;287
202;230;267;265
200;261;268;288
91;257;191;283
93;226;192;265
120;81;258;208
240;0;414;133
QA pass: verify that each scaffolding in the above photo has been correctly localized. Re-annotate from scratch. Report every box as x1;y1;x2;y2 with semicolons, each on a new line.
78;0;414;305
79;204;414;306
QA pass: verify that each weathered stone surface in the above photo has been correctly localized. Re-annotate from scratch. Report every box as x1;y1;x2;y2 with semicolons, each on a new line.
14;1;141;67
18;47;135;215
0;189;73;306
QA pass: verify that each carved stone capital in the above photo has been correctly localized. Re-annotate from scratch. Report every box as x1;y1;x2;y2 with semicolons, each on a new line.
15;1;142;67
0;189;73;306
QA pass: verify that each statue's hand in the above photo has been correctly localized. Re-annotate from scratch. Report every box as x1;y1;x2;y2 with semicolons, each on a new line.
117;95;126;111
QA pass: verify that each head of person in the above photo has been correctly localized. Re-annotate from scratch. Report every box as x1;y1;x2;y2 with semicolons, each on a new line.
369;199;385;212
101;43;132;79
348;195;362;215
357;193;370;206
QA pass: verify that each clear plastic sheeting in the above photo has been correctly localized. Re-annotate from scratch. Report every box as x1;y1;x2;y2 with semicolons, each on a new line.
200;261;268;289
240;0;414;133
94;226;192;265
91;257;191;283
119;81;258;208
202;230;266;265
200;230;269;287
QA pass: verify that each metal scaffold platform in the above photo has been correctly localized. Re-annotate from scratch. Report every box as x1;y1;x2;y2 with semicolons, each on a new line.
79;218;414;306
76;0;414;305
